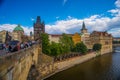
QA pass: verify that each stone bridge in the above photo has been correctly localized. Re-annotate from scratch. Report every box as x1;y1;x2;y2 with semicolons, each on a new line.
0;44;41;80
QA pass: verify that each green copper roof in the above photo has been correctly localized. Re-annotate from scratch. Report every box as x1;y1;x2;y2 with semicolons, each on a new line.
14;24;24;32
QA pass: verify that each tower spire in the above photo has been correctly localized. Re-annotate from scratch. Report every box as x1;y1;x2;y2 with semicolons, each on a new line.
36;16;41;23
81;21;87;33
82;21;86;30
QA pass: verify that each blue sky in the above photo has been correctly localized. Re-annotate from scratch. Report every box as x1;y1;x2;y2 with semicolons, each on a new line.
0;0;120;37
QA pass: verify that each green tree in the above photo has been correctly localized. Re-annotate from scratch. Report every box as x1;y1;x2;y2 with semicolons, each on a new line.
93;43;102;51
50;42;63;56
41;33;51;55
75;42;88;54
59;33;74;53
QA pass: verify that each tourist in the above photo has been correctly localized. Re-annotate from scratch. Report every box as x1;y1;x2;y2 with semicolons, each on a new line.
8;45;12;52
3;43;6;50
17;42;21;51
20;42;24;49
5;43;9;53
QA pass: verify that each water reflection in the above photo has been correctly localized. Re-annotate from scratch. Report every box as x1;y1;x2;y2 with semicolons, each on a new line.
45;47;120;80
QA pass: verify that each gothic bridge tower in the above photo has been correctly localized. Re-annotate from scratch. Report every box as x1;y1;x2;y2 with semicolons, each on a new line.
34;16;45;41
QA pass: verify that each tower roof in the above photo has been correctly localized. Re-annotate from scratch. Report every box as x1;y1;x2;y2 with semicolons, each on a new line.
13;24;24;32
36;16;41;23
81;21;87;30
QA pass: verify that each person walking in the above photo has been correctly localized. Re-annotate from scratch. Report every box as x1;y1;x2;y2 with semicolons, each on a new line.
5;43;9;53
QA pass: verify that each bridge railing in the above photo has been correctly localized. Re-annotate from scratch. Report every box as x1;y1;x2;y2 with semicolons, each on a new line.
0;44;38;77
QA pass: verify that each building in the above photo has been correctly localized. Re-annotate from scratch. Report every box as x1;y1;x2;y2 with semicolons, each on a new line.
90;31;113;53
49;34;62;43
49;34;73;43
34;16;45;40
29;31;34;40
0;30;11;43
80;22;91;49
72;33;81;45
12;24;24;42
113;37;120;42
81;22;88;34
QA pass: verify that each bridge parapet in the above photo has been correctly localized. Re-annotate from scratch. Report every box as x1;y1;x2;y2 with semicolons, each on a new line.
0;44;40;80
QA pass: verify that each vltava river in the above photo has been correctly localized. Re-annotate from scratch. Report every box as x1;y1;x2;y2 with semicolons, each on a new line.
45;47;120;80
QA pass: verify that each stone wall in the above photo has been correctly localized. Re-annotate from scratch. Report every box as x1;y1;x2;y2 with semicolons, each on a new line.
40;51;112;80
40;52;96;80
36;54;57;79
0;44;40;80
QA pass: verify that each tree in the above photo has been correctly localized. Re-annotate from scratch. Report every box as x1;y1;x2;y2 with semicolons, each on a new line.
75;42;88;54
59;33;74;53
41;33;51;54
50;42;63;56
93;43;102;51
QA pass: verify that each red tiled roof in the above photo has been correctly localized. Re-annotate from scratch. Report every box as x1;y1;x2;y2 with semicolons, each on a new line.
92;31;112;37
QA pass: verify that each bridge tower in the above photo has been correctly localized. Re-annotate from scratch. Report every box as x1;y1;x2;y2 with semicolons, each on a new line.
34;16;45;41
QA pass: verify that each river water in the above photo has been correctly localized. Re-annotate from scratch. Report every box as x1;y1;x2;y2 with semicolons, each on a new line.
45;47;120;80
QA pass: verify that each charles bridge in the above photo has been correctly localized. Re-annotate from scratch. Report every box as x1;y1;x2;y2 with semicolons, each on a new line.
0;44;56;80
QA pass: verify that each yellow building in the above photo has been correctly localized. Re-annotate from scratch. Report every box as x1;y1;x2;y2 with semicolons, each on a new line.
90;31;113;53
72;33;81;45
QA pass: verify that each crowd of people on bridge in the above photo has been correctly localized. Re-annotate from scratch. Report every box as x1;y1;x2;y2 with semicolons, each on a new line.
0;41;36;53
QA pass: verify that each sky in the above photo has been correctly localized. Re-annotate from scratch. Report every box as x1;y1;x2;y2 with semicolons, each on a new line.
0;0;120;37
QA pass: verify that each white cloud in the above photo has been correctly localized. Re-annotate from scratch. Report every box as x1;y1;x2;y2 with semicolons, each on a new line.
108;9;119;14
0;24;33;35
45;0;120;37
1;0;120;37
45;15;110;34
56;16;59;19
108;28;120;37
63;0;67;6
45;12;120;37
115;0;120;8
31;18;35;21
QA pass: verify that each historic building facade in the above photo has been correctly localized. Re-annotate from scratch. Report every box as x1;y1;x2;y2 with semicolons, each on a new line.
34;16;45;40
0;30;11;43
90;31;113;53
80;22;91;49
72;33;81;45
49;34;73;43
49;34;62;43
12;24;24;42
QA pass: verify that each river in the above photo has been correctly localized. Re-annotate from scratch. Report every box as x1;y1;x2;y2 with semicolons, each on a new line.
45;47;120;80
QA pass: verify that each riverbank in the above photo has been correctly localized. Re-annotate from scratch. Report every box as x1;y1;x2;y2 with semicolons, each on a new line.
42;52;96;80
41;51;112;80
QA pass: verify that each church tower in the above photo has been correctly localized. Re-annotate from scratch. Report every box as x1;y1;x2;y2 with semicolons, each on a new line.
81;22;87;34
34;16;45;40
